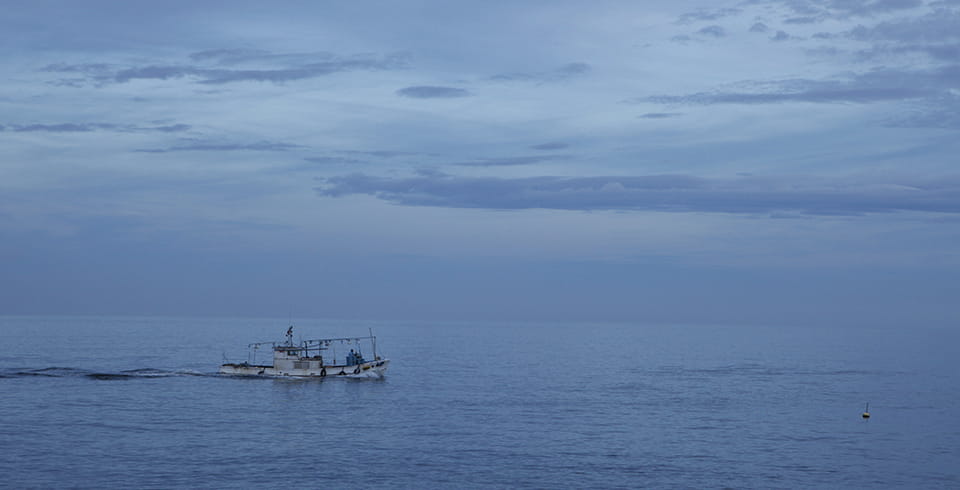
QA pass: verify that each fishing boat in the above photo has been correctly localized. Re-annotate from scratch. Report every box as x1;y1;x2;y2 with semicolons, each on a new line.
219;327;389;378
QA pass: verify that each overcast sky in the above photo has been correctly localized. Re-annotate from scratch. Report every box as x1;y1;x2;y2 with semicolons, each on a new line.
2;0;958;326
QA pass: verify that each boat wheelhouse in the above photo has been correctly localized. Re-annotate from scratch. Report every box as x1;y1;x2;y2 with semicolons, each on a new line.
219;327;388;378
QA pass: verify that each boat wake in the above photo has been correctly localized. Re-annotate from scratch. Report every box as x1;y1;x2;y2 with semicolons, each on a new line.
1;367;385;381
0;367;214;380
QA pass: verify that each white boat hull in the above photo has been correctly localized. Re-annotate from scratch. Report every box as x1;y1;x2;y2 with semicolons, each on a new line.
219;359;389;378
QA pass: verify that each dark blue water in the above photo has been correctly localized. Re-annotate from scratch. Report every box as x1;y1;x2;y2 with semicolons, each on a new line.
1;316;957;488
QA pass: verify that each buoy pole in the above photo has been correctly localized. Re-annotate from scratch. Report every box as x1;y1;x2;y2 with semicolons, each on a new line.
862;403;870;419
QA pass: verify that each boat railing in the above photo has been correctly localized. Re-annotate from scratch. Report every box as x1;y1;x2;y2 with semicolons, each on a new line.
248;335;376;348
247;335;379;359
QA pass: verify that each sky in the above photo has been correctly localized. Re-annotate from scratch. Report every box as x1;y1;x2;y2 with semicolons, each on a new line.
2;0;958;326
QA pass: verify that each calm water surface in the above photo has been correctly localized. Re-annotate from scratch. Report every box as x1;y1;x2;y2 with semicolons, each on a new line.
1;316;957;488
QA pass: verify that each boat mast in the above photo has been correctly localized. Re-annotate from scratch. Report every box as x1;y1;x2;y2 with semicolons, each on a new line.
370;328;377;360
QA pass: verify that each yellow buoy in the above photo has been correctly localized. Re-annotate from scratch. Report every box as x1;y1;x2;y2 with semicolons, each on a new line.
862;403;870;419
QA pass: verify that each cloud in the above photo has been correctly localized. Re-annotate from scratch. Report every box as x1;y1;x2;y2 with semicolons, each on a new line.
836;7;960;62
812;32;839;40
490;62;591;83
113;65;198;83
530;142;569;150
785;16;822;24
857;43;960;61
676;7;742;24
557;62;591;76
185;48;335;66
886;94;960;129
452;155;568;167
42;52;409;86
670;25;727;44
339;149;422;158
764;0;925;20
189;48;271;63
5;123;115;132
850;8;960;42
315;171;960;216
135;140;302;153
697;25;727;37
638;112;683;119
771;30;793;41
844;7;960;62
395;86;471;98
304;156;364;165
636;65;959;105
150;124;192;133
40;63;114;87
1;122;190;133
124;60;403;85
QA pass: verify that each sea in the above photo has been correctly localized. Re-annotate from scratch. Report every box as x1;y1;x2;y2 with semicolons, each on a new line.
0;316;957;489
